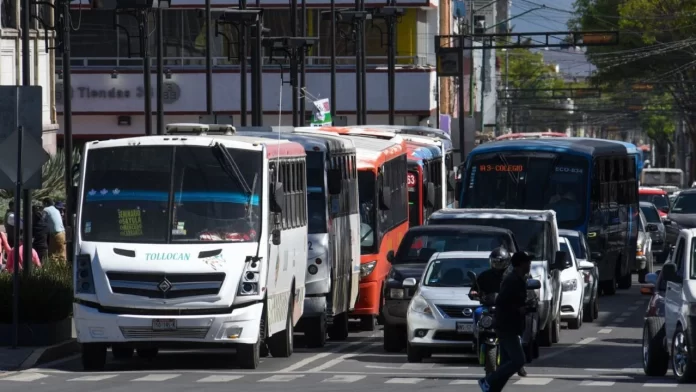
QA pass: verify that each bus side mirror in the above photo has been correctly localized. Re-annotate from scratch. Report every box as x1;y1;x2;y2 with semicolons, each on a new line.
271;228;281;245
270;183;284;213
380;186;391;210
71;163;80;186
327;169;342;195
447;172;456;191
426;182;436;207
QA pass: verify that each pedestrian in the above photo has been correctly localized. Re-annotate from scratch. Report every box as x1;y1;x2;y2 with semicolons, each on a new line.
6;236;42;273
478;251;532;392
4;200;15;248
32;205;49;263
42;198;66;261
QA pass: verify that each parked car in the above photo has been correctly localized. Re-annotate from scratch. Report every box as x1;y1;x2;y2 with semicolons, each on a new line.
559;229;599;322
382;225;519;352
558;237;586;329
640;201;669;263
636;210;654;283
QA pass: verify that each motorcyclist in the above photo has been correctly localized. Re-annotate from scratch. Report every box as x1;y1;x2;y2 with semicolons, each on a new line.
473;247;528;377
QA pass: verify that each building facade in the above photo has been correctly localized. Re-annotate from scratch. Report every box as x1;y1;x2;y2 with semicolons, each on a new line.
56;0;441;142
1;0;59;153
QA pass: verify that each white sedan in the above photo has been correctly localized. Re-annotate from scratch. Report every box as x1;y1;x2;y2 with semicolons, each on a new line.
404;251;490;362
559;237;585;329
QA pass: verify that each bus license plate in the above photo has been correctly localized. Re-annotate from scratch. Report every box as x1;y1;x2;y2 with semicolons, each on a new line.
456;322;473;334
152;319;177;331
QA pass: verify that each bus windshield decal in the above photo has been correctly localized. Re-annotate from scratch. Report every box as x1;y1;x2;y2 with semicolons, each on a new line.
85;190;260;205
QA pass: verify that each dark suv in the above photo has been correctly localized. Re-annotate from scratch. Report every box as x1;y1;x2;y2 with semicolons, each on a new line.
382;225;519;352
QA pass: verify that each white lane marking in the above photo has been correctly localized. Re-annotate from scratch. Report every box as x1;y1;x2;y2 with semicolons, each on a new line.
278;333;379;372
621;312;632;317
306;342;380;372
615;318;627;323
1;373;49;382
450;379;478;384
628;306;639;311
132;374;180;382
401;363;435;369
584;368;614;372
580;381;615;386
197;375;244;382
259;375;304;382
322;375;366;383
68;375;118;381
643;383;678;387
385;377;424;384
513;377;553;385
537;337;596;362
598;329;613;334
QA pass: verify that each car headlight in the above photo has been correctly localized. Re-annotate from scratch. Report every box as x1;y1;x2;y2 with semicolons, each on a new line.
561;279;577;292
360;261;377;278
409;295;432;315
480;315;493;328
389;288;405;299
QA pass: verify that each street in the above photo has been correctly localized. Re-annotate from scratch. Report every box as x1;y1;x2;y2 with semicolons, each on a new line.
0;279;686;391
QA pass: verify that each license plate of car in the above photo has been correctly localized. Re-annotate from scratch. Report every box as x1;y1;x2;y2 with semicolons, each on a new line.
456;322;473;333
152;319;177;331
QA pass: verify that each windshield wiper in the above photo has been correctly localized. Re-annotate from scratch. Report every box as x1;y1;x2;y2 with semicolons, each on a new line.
212;143;254;214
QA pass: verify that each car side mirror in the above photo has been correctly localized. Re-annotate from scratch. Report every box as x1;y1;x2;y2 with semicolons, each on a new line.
387;250;395;263
661;263;679;283
426;182;436;207
526;279;541;290
270;182;284;213
402;277;417;288
271;228;281;245
327;169;342;195
447;172;456;191
645;272;658;285
590;251;603;262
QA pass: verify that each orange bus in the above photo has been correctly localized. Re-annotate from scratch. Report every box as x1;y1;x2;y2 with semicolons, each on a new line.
344;134;409;331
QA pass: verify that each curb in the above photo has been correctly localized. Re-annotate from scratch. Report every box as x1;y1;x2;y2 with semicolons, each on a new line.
19;339;80;370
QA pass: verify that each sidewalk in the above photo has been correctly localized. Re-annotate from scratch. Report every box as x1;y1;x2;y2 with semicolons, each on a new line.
0;319;79;371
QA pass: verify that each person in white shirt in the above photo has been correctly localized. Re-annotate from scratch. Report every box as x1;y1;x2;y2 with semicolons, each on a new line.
42;198;66;261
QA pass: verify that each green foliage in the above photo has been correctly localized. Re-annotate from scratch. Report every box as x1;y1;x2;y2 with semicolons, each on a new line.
502;48;565;90
0;149;81;202
640;94;676;144
0;260;73;323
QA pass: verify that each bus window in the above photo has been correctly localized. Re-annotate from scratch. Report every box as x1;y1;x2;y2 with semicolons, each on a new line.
359;171;376;251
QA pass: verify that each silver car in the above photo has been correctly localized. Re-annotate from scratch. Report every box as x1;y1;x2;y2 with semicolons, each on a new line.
636;210;654;283
640;201;668;263
559;229;599;322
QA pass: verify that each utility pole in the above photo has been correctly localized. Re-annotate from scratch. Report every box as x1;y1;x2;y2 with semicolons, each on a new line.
330;0;336;124
374;7;404;125
239;0;248;125
291;0;299;126
299;0;307;125
20;0;32;278
359;0;367;124
205;0;213;116
60;0;74;264
156;8;164;134
139;11;152;135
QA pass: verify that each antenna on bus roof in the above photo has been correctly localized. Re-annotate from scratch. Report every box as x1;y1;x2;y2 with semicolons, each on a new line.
165;123;237;135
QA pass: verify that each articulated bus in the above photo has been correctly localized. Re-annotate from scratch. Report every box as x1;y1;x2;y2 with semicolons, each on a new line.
459;137;639;295
345;135;409;331
235;128;360;345
74;124;308;370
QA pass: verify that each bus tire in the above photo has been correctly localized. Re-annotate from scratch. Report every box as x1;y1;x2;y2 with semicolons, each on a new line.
111;345;133;359
136;348;158;359
268;292;295;358
328;312;349;341
237;319;262;369
601;276;617;295
618;272;632;289
359;315;376;331
305;313;327;348
82;343;106;371
538;321;553;347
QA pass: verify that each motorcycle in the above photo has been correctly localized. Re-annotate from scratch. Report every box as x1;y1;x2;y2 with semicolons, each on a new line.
467;271;500;374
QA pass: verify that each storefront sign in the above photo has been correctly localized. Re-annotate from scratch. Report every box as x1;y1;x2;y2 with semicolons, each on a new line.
55;82;181;105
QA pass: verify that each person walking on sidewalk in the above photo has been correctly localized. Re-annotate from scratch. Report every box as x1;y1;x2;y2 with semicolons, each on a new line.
43;198;66;261
478;251;532;392
32;205;49;263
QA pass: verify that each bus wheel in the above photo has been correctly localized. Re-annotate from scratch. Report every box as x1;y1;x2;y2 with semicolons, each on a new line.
305;313;327;348
359;315;376;331
268;294;295;357
601;276;617;295
111;345;133;360
136;348;158;359
237;318;262;369
618;272;632;290
328;312;349;341
82;343;107;371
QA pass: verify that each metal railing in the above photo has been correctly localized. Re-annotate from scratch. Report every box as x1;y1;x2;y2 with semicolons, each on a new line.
56;55;432;69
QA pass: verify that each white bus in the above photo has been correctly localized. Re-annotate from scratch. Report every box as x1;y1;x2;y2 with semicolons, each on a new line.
237;128;360;346
73;124;308;370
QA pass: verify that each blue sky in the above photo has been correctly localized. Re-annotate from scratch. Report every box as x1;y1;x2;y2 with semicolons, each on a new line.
507;0;595;77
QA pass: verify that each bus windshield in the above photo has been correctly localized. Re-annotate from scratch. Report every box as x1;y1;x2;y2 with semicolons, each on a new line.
463;152;589;228
81;145;262;244
643;171;682;187
358;171;377;254
306;151;327;234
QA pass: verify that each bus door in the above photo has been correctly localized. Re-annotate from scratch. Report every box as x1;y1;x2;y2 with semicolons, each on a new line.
407;162;423;226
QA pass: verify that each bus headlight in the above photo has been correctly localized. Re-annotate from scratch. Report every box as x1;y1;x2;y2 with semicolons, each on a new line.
75;254;95;294
238;265;260;296
360;261;377;278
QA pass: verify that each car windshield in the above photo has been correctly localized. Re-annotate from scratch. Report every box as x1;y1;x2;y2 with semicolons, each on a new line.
639;194;670;210
429;218;547;260
81;145;262;244
559;242;576;268
394;231;514;264
640;205;661;223
306;152;327;234
671;193;696;214
462;152;589;228
423;257;490;287
358;171;376;254
561;235;586;260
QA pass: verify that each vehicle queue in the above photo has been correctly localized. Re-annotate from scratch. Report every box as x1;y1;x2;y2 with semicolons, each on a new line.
71;124;659;375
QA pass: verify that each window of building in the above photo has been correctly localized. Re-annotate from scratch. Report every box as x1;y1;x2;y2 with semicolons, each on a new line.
2;0;16;29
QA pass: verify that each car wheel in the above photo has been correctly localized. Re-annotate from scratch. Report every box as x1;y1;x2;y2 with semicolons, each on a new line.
383;324;405;353
82;343;106;371
638;268;648;284
305;314;327;348
642;317;668;377
406;342;423;363
568;313;581;330
552;317;561;343
672;325;696;382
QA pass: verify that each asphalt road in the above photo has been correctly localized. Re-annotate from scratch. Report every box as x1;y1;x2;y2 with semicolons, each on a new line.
0;277;690;391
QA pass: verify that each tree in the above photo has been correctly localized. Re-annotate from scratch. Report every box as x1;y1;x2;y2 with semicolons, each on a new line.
639;94;677;166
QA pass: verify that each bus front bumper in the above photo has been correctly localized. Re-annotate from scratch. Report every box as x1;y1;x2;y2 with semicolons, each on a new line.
350;280;381;316
73;302;263;345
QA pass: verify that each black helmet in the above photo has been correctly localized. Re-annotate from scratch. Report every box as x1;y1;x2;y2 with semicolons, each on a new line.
489;247;511;270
